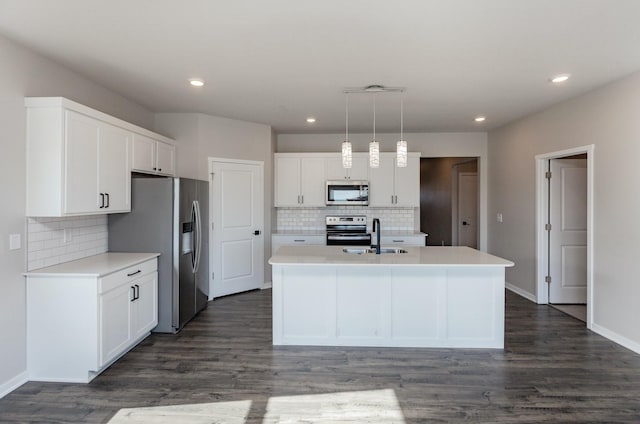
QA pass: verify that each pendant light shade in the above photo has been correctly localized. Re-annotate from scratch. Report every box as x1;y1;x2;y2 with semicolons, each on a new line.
342;140;352;168
369;140;380;168
369;93;380;168
396;140;407;167
396;92;408;167
342;94;352;168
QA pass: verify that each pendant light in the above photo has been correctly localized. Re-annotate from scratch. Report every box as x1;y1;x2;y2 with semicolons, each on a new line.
396;92;407;167
369;93;380;168
342;93;352;168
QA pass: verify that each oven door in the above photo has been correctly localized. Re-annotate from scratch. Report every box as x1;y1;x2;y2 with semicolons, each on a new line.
326;233;372;246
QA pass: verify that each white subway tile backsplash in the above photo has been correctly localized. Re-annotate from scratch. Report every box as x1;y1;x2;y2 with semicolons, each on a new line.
27;215;108;271
276;207;417;232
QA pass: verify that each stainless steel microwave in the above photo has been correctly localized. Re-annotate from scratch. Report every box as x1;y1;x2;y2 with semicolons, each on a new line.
326;180;369;206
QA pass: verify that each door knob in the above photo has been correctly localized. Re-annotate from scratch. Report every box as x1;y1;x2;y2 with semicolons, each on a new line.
253;230;261;236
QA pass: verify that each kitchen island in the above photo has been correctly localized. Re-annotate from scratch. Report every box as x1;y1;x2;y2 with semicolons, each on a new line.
269;246;514;349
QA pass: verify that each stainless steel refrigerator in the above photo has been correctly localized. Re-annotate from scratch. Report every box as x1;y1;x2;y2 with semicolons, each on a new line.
108;176;209;333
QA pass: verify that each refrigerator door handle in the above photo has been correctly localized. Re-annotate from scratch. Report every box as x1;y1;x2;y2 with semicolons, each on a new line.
193;200;202;274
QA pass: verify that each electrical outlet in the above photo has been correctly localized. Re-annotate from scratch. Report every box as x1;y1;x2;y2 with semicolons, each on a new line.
9;234;21;250
63;228;72;243
497;213;503;223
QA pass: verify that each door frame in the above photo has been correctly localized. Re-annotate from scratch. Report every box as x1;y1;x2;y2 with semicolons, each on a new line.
208;157;265;300
534;145;594;328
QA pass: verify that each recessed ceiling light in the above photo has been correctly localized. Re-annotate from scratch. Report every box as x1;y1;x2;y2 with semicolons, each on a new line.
306;117;316;123
189;79;204;87
550;74;570;83
474;116;486;123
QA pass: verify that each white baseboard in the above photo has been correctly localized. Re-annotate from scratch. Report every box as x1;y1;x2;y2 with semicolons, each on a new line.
505;282;537;303
0;371;28;399
591;323;640;355
262;281;272;290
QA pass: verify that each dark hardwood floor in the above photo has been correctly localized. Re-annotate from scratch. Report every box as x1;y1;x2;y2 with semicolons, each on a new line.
2;290;640;423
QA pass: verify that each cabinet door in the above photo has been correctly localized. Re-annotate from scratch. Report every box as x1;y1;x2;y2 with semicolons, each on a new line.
325;156;348;180
155;142;175;175
394;155;420;207
132;134;155;172
300;157;326;206
98;123;131;212
368;155;395;207
65;111;100;214
99;283;133;366
131;272;158;339
275;157;301;207
348;155;369;181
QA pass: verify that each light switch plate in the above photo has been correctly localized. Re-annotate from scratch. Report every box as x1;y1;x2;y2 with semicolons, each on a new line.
497;213;503;223
9;233;21;250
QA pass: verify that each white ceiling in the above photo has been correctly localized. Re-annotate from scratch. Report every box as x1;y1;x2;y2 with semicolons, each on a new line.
2;0;640;134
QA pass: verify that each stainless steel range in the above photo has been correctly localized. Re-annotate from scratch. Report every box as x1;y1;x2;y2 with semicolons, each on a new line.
325;215;371;246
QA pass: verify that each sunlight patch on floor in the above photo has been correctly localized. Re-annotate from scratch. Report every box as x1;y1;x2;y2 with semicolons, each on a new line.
107;389;405;423
108;399;253;424
263;388;405;423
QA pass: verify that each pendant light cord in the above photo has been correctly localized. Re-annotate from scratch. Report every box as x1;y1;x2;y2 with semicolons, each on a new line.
346;93;349;140
401;92;404;141
373;93;376;140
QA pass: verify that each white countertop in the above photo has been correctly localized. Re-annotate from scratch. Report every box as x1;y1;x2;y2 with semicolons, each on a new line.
24;252;160;278
269;245;514;267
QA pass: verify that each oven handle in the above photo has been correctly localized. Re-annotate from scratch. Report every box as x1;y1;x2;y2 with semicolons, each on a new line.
327;234;371;240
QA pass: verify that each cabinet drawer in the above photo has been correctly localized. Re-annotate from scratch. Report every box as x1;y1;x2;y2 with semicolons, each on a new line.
381;236;425;246
99;258;158;294
274;235;325;245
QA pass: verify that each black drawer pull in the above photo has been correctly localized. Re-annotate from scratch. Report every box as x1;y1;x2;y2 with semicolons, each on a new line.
293;239;305;242
392;240;404;243
127;270;141;277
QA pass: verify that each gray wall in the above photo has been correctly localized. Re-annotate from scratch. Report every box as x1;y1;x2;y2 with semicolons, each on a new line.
154;113;274;286
0;34;154;394
488;71;640;349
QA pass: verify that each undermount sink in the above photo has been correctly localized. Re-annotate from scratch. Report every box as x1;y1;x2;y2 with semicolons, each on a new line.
375;248;408;254
342;247;408;254
342;248;373;254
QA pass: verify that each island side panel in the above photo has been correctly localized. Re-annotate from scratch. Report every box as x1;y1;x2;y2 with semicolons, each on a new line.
272;263;507;348
272;265;337;345
445;267;505;348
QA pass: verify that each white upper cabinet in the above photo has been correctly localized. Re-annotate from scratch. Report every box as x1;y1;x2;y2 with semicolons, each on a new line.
25;97;175;217
275;154;325;207
325;153;368;181
368;153;420;207
132;133;175;176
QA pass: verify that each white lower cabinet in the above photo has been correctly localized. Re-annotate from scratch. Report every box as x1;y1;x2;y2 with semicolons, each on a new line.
26;254;158;383
380;235;426;246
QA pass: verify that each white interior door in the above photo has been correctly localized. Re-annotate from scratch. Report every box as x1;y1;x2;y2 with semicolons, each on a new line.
210;160;264;298
549;158;587;303
457;172;478;248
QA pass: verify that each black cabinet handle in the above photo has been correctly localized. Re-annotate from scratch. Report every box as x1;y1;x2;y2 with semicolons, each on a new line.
99;193;105;208
105;193;110;208
127;269;141;277
153;167;157;171
130;286;136;302
158;168;162;172
134;284;140;300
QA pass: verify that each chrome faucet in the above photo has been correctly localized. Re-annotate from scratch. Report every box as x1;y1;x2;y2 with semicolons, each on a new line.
371;218;381;254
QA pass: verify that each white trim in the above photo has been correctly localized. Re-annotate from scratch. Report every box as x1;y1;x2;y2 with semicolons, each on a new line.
0;371;28;399
505;282;537;303
262;281;273;290
534;145;595;330
591;323;640;355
